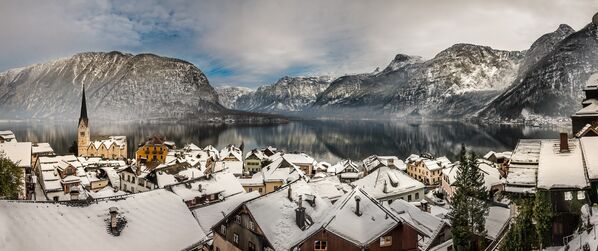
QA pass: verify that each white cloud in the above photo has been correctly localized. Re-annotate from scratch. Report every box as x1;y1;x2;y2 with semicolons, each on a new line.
0;0;596;88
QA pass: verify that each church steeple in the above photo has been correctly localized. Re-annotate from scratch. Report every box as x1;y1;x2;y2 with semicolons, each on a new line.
79;86;88;124
77;85;90;157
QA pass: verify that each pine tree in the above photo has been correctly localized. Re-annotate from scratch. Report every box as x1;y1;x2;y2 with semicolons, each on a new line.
449;145;489;251
0;152;23;199
533;190;552;249
500;198;534;251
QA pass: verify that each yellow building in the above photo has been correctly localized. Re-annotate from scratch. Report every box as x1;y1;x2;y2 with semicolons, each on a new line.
136;135;169;165
77;87;127;160
405;155;452;186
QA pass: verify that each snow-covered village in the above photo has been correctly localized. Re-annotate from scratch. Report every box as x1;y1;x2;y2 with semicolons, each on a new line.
1;2;598;251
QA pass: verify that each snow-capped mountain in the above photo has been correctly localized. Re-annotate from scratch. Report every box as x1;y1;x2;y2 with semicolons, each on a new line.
231;76;333;113
313;45;523;118
0;51;225;120
479;21;598;121
216;86;254;109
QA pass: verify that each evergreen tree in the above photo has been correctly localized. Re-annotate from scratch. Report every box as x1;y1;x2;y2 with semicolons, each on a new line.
533;190;553;249
500;198;534;251
449;145;489;251
0;152;23;199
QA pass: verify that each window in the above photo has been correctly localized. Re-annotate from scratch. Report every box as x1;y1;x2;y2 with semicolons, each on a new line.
248;188;253;192
408;195;412;201
216;248;220;251
578;191;586;200
131;187;134;193
258;188;263;193
233;233;239;244
380;236;392;247
132;177;136;183
314;240;328;250
235;215;241;224
220;225;226;235
248;241;256;251
415;193;420;200
248;221;255;231
564;191;573;201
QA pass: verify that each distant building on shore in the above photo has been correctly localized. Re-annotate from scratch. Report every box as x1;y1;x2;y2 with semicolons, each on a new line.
77;87;127;160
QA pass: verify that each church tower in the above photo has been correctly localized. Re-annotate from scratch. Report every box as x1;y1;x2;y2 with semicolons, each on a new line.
77;86;90;156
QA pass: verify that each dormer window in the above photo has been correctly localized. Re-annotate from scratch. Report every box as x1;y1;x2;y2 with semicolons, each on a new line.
220;225;226;235
235;215;241;224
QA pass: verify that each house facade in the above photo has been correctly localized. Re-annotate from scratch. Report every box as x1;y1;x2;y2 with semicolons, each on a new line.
135;135;169;166
406;155;452;186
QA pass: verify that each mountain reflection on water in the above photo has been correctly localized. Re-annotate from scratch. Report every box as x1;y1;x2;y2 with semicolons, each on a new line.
1;120;564;163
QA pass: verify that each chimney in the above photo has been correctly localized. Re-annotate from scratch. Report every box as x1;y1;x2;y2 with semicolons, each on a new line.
355;195;362;216
135;164;141;176
109;207;119;235
419;200;430;213
383;180;388;194
560;133;570;153
295;195;305;229
288;185;293;201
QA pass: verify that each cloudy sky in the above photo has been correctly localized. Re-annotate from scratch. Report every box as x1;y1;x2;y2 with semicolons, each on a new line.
0;0;595;88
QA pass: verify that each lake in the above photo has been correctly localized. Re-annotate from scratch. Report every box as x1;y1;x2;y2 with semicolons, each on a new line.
0;120;567;163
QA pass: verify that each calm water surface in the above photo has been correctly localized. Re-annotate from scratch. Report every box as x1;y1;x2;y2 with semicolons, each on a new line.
0;120;566;163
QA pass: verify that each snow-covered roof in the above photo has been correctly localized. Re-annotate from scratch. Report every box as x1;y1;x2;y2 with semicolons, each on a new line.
192;191;260;234
101;167;121;188
506;165;537;186
184;143;202;152
576;124;598;138
581;137;598;180
329;159;359;174
0;189;206;251
352;165;424;201
86;186;127;199
244;180;332;251
510;139;542;164
307;176;347;202
222;161;243;176
88;136;126;150
537;139;588;190
0;130;16;142
485;206;510;240
170;170;244;201
506;139;542;193
0;142;32;167
31;142;54;154
575;99;598;116
219;145;242;161
442;161;503;189
283;153;316;165
388;199;445;238
245;149;265;160
323;188;400;246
